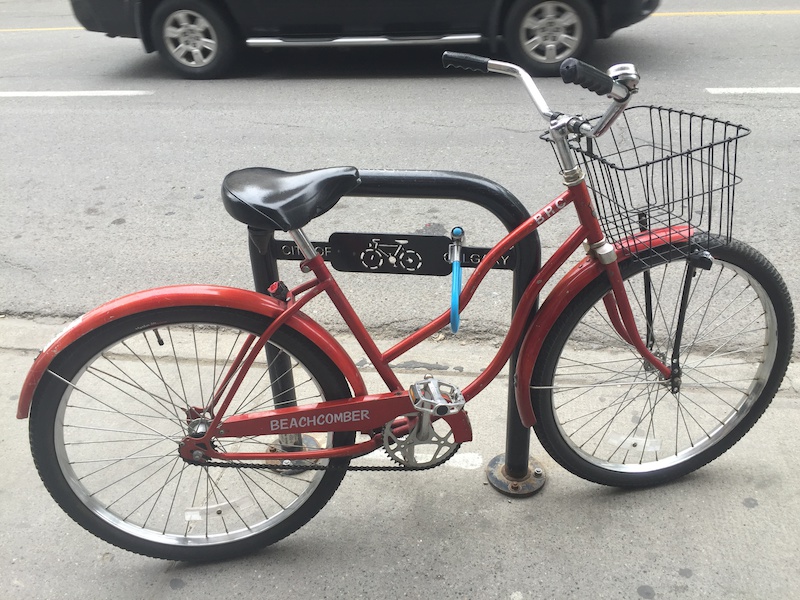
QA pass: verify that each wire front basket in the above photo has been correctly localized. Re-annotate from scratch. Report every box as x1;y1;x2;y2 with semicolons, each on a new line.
555;106;750;258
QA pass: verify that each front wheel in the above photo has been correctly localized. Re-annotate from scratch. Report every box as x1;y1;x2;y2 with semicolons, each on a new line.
151;0;240;79
29;306;355;561
531;237;794;487
503;0;597;77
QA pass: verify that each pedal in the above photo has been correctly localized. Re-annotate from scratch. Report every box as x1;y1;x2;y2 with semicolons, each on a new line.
409;376;465;417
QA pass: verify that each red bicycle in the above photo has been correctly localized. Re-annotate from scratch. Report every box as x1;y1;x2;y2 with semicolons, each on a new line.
18;54;794;561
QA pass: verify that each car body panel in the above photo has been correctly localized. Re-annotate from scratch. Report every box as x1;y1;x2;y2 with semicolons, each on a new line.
71;0;659;53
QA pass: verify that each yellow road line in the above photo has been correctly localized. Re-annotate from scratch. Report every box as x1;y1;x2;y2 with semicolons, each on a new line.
655;10;800;17
0;26;83;33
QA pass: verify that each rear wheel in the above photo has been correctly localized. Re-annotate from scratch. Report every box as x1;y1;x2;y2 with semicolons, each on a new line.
29;306;355;561
531;237;794;486
151;0;240;79
503;0;597;77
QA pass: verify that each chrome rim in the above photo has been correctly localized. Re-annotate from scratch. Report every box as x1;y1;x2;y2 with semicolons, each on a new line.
518;1;583;64
162;10;218;68
545;258;778;473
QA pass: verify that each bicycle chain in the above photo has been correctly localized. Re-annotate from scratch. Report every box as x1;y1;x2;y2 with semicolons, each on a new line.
202;459;439;472
203;442;461;472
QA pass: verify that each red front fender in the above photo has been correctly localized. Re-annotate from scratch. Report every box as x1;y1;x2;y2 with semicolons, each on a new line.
514;226;692;427
16;285;367;419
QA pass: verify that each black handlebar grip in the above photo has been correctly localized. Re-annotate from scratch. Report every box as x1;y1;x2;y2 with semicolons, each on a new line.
560;58;614;96
442;51;490;73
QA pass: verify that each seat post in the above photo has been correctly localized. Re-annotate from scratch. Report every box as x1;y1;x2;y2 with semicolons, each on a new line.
289;228;317;261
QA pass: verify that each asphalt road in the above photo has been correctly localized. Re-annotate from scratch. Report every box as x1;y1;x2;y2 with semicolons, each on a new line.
1;0;799;346
2;1;800;599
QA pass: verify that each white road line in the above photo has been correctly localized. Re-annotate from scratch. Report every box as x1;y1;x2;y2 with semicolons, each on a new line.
0;91;153;98
707;88;800;94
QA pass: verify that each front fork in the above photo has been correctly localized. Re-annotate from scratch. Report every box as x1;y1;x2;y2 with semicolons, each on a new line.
599;243;713;393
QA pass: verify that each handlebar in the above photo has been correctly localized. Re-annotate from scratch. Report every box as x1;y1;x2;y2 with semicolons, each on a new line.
442;51;640;140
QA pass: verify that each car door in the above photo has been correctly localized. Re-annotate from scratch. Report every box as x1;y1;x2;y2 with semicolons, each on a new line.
226;0;493;38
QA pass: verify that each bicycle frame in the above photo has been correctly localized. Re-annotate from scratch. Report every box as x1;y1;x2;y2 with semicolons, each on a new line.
17;174;689;463
172;178;684;464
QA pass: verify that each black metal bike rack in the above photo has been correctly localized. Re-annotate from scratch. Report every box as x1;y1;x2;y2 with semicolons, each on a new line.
246;169;546;496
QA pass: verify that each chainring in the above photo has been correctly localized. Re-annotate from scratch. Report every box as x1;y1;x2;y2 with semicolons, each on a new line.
383;415;461;468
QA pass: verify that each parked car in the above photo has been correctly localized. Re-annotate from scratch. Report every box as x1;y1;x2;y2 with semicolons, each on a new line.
69;0;660;79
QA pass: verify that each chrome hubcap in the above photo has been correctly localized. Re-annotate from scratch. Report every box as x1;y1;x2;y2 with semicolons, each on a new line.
519;1;582;64
163;10;218;67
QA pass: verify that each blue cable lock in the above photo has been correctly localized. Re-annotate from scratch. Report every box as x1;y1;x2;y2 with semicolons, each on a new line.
449;227;464;333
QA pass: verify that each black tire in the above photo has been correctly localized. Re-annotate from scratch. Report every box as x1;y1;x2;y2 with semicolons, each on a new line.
503;0;597;77
29;306;355;561
151;0;239;79
531;237;794;487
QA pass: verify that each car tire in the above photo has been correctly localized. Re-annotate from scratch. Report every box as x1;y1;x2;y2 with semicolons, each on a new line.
503;0;597;77
151;0;240;79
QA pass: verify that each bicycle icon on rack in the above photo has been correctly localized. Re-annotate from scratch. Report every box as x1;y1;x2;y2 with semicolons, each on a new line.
359;238;424;272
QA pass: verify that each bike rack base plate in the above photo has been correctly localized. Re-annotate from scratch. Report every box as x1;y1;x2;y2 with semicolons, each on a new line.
486;454;546;498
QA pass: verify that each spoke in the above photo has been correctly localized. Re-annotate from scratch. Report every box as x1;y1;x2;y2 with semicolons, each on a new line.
143;331;185;424
161;461;188;534
171;43;188;59
681;267;733;364
167;327;189;411
601;386;671;461
67;432;177;482
557;34;578;50
556;354;643;377
670;386;729;427
686;325;766;347
558;368;650;429
557;12;579;27
194;16;211;30
84;365;181;423
534;380;659;391
64;423;179;440
680;369;748;409
523;16;543;30
118;339;189;408
524;36;545;52
193;325;204;407
231;345;290;415
690;299;764;352
690;335;767;371
130;456;184;525
91;452;175;502
191;48;206;65
50;370;183;443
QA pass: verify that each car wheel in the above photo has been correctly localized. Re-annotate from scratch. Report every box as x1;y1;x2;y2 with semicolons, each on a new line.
503;0;597;76
151;0;239;79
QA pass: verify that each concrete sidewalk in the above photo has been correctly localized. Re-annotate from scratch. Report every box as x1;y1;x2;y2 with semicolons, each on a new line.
2;315;798;599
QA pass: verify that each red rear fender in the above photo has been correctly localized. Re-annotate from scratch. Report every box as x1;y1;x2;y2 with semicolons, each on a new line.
16;285;366;419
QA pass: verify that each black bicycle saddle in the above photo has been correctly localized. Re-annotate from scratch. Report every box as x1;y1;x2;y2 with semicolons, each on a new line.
222;166;361;231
